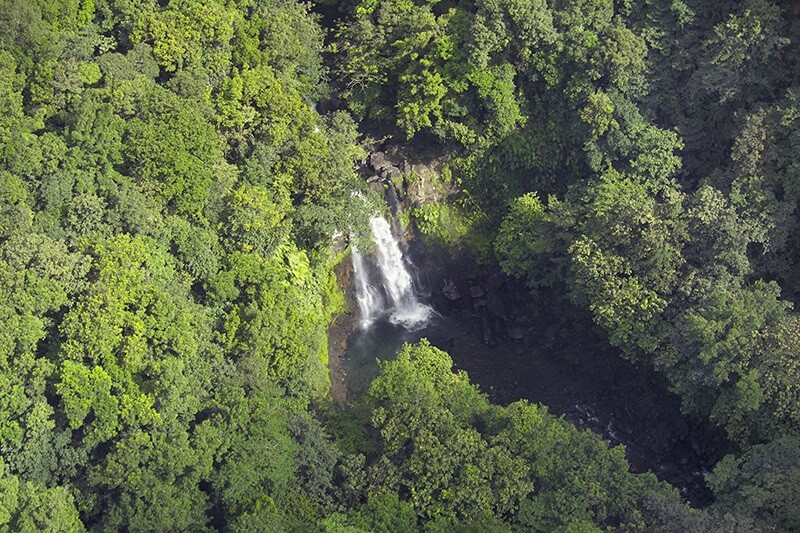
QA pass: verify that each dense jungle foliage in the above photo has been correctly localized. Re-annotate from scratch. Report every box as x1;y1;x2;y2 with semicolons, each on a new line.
0;0;799;531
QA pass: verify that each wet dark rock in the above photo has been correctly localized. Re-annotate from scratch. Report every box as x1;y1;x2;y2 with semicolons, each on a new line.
369;151;405;178
506;326;524;342
673;416;690;438
469;285;486;298
369;151;390;171
486;271;505;290
442;280;461;301
384;181;402;215
486;289;509;324
391;181;405;202
544;322;561;342
476;307;496;346
367;150;405;182
380;165;403;181
458;307;475;318
445;336;455;351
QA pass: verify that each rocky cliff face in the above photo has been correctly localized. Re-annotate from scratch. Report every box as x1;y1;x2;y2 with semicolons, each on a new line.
359;144;453;212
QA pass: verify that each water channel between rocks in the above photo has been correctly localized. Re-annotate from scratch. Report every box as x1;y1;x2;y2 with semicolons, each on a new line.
328;216;726;507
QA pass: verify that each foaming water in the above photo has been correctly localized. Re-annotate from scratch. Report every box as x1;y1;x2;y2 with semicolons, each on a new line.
350;244;385;328
348;216;433;331
367;217;433;331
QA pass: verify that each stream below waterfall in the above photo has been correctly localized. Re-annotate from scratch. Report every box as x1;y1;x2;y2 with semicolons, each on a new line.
330;215;727;507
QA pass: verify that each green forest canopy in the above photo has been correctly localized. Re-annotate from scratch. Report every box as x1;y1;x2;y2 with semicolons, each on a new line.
0;0;799;531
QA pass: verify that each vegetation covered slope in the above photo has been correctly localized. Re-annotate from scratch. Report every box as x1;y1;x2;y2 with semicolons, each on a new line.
0;0;797;531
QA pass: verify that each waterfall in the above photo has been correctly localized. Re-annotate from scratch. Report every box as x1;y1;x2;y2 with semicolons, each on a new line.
368;217;433;331
349;216;433;331
351;245;385;328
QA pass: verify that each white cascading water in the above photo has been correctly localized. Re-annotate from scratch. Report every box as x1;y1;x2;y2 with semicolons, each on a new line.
350;244;385;328
349;217;433;331
368;216;432;331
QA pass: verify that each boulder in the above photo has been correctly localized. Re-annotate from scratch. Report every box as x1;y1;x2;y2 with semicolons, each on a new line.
369;151;390;171
442;280;461;301
469;285;486;298
506;326;524;342
380;165;403;181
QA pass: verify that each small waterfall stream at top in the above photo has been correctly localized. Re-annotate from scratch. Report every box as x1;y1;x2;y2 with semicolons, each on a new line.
349;216;433;332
